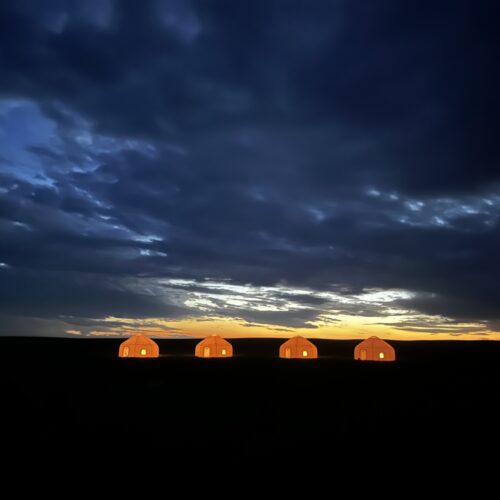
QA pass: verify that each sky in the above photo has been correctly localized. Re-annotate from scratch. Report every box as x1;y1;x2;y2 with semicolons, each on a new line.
0;0;498;340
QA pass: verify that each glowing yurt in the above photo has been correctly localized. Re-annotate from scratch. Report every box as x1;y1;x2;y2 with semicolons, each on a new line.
279;336;318;359
118;334;159;358
195;335;233;358
354;336;395;361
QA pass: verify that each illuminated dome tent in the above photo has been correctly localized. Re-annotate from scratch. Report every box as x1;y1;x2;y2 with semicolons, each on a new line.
279;336;318;359
195;335;233;358
118;334;159;358
354;336;395;361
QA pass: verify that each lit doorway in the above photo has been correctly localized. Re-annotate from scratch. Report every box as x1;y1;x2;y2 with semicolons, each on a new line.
285;348;291;358
360;349;367;360
203;347;211;357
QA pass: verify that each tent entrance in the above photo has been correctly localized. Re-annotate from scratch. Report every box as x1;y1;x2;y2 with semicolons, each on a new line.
285;348;291;359
360;349;367;360
203;347;211;357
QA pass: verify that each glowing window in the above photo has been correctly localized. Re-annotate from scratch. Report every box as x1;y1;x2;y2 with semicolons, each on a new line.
140;348;147;356
379;352;385;359
221;349;227;356
123;346;129;357
203;347;210;357
302;350;308;357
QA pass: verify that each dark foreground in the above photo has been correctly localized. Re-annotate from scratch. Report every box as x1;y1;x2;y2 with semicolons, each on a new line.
1;338;499;481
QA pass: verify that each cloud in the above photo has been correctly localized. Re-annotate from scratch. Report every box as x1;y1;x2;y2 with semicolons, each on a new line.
0;0;499;337
65;329;82;335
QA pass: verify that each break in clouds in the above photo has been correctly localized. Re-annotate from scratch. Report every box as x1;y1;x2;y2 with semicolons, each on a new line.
0;1;499;337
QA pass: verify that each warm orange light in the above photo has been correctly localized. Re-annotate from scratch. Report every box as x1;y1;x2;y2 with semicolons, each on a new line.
195;335;233;358
279;336;318;359
118;334;159;358
354;336;395;362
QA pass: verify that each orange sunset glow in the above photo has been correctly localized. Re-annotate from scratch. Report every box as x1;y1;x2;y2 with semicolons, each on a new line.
85;314;500;341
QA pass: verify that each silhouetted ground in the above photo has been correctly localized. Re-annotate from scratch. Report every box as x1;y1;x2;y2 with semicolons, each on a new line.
1;338;499;483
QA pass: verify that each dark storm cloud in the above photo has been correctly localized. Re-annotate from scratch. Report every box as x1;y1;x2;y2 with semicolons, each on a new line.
0;267;188;319
0;0;499;335
373;320;487;336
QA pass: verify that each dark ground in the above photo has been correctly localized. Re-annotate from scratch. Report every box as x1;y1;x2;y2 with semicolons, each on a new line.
1;337;499;484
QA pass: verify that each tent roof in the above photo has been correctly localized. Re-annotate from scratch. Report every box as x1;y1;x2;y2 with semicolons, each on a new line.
356;336;393;348
120;334;158;346
281;336;316;348
197;335;232;346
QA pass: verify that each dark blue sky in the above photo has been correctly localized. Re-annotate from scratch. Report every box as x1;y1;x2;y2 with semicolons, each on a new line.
0;1;499;339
